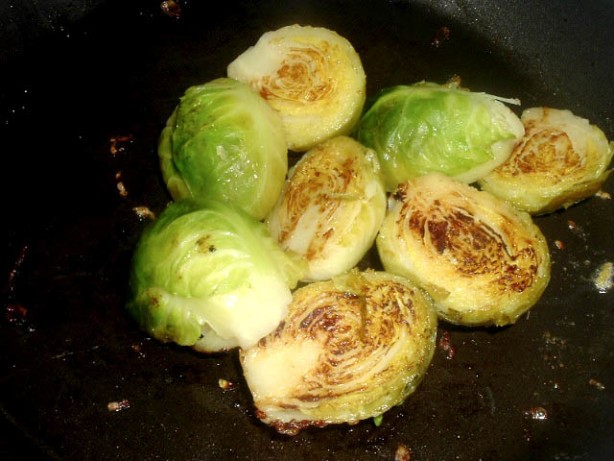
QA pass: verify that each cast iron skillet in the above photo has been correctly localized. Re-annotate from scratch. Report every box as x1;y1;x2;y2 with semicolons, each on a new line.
2;1;614;460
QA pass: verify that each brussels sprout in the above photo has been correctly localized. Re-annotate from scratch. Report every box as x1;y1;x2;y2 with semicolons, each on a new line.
240;269;438;435
158;77;288;220
227;24;366;152
126;199;305;353
478;107;614;215
377;173;551;327
266;136;387;282
354;81;525;191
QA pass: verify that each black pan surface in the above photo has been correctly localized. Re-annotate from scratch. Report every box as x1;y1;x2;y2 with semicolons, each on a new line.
2;1;614;460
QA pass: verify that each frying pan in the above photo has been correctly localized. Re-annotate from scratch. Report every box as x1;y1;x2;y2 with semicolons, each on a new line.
2;0;613;459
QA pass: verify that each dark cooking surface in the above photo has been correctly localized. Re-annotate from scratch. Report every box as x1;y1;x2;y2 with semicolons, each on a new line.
2;1;614;460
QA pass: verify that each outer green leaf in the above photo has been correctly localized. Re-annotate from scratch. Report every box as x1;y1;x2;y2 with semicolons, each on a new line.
127;199;305;352
354;81;524;191
158;78;288;220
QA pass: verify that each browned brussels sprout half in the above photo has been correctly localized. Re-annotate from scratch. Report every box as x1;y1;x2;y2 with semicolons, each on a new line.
478;107;614;215
240;269;438;435
227;24;366;152
266;135;387;282
377;173;551;327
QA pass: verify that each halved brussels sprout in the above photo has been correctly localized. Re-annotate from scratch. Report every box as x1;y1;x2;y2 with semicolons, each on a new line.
478;107;614;215
266;135;387;282
158;77;288;220
354;81;525;191
227;24;366;152
376;172;551;327
240;269;438;435
126;199;305;353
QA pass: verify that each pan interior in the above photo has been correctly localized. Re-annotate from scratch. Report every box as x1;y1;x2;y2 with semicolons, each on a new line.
2;1;613;460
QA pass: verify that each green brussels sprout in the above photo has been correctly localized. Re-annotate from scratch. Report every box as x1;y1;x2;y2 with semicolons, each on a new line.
377;172;551;327
126;199;305;353
158;77;288;220
240;269;438;435
354;81;525;191
266;135;387;282
478;107;614;215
